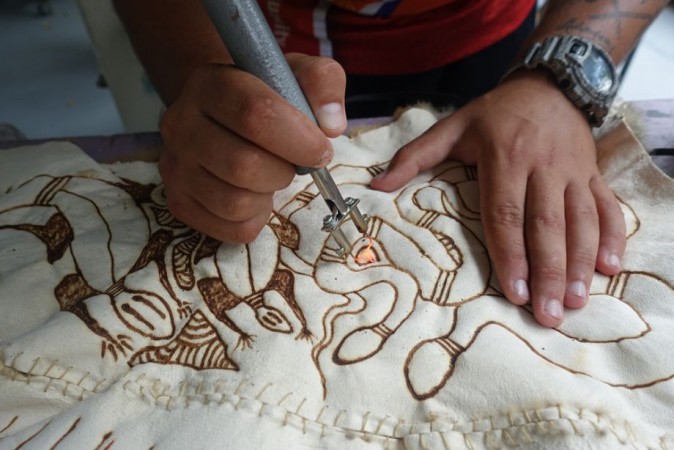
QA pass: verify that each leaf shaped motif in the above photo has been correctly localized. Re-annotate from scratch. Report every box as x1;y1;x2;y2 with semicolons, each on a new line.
172;233;200;290
245;292;293;334
269;212;300;250
194;236;220;264
113;288;175;339
198;278;242;315
255;305;293;334
131;229;173;272
334;324;392;365
55;274;121;350
129;310;238;371
113;178;157;204
151;206;186;229
14;212;73;263
54;273;101;311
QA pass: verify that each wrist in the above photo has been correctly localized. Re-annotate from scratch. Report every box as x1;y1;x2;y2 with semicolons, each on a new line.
500;69;589;123
502;35;619;127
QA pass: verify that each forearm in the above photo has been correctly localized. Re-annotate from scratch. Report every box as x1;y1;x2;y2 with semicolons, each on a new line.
533;0;668;64
113;0;231;105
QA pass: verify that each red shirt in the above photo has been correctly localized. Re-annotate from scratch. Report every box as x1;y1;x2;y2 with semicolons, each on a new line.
258;0;536;75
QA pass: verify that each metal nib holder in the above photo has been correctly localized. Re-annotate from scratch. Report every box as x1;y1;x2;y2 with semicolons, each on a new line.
201;0;369;255
314;167;369;255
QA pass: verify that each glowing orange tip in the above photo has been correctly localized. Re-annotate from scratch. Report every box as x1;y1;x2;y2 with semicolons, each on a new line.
354;235;377;264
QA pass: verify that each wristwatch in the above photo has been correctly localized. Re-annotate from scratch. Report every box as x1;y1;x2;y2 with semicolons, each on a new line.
505;35;619;127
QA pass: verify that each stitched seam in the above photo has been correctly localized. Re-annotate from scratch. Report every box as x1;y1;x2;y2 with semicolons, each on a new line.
409;419;652;449
2;352;670;448
0;352;110;400
121;374;668;448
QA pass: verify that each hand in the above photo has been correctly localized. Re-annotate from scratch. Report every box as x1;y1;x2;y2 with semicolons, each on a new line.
158;53;347;242
370;71;626;327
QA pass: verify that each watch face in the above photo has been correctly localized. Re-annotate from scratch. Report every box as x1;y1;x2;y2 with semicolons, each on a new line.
581;47;614;94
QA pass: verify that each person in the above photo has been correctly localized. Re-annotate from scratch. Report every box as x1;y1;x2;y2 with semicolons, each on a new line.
111;0;667;328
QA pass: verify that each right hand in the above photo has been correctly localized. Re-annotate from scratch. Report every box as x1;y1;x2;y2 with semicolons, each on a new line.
158;53;347;242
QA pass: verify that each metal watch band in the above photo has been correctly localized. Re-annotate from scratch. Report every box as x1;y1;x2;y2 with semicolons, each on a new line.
504;35;618;127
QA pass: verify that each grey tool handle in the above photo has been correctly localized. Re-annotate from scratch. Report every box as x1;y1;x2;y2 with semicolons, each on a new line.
201;0;317;175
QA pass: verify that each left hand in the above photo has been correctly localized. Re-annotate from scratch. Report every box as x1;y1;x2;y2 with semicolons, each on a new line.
370;70;626;328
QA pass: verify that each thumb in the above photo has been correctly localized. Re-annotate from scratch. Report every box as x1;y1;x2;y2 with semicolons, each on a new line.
286;53;347;138
370;113;466;192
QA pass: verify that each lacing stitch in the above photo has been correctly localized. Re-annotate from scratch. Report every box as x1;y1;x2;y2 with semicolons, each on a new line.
439;431;451;450
463;432;476;450
117;376;657;448
361;411;371;434
418;432;429;450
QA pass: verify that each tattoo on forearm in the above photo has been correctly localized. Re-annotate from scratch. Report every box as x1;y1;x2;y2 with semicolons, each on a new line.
588;8;655;39
556;18;613;51
551;0;664;52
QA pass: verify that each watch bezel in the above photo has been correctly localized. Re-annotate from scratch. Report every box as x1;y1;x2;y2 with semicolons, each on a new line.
514;35;619;127
556;37;618;102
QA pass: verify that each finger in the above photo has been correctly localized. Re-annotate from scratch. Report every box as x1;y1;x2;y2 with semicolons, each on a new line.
194;168;273;222
526;172;567;328
159;147;272;223
590;176;626;275
370;113;467;192
563;183;599;309
286;53;347;137
192;64;333;169
479;157;530;306
164;183;272;244
188;115;295;193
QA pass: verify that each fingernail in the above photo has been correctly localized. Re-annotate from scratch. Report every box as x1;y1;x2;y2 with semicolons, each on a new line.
544;298;563;320
316;102;345;131
567;280;586;299
513;279;530;301
319;147;333;166
607;253;621;269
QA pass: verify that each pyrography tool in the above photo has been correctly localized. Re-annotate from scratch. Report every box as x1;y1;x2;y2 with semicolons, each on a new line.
201;0;369;256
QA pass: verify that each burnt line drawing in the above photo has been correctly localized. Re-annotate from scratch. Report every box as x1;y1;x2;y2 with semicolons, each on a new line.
0;416;18;436
403;270;670;399
47;417;81;449
11;419;51;450
278;164;493;397
93;431;114;450
129;310;238;371
0;154;670;407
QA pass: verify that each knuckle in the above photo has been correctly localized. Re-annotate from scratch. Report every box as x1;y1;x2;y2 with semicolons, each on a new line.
488;201;524;228
498;242;527;264
229;150;263;185
530;211;565;233
303;58;345;86
571;203;598;224
486;233;526;261
570;249;597;268
219;193;259;222
218;198;245;222
536;263;566;283
228;153;295;191
238;95;276;141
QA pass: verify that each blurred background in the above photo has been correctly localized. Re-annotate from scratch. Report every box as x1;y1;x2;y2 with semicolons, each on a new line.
1;0;674;140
